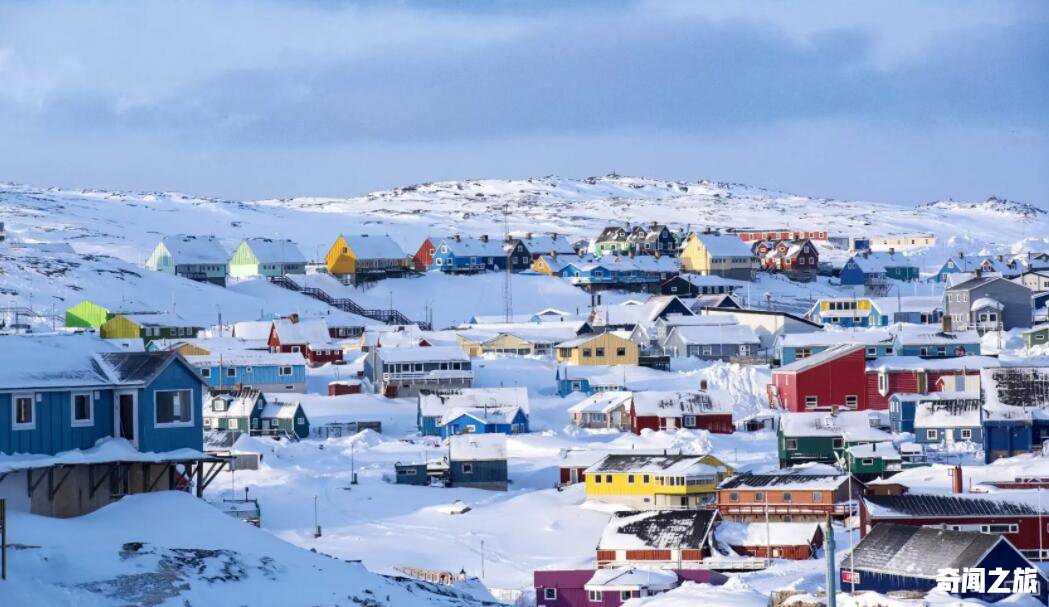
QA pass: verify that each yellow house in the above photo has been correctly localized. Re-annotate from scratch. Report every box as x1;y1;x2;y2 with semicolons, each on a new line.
584;453;734;509
679;231;757;280
325;234;409;276
555;332;638;366
458;331;560;357
531;255;563;275
99;313;201;341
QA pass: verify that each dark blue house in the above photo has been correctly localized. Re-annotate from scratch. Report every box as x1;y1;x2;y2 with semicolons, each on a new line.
842;524;1048;604
431;235;530;273
0;335;218;517
983;414;1049;463
438;407;529;439
889;392;981;434
840;252;920;286
449;434;508;491
555;364;629;397
982;366;1049;462
417;387;530;437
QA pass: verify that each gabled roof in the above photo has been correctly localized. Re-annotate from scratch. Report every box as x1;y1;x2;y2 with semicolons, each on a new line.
847;252;917;273
241;238;306;264
691;233;754;258
913;400;981;428
585;568;679;591
271;318;333;345
96;351;205;387
340;234;406;259
980;366;1049;417
864;493;1044;518
375;345;469;363
0;334;120;389
419;387;529;416
260;400;302;419
585;454;719;476
948;274;1027;293
774;344;863;373
631;390;726;417
847;524;1003;580
779;411;891;441
567;390;633;414
206;389;263;418
438;237;509;257
666;323;759;346
599;510;717;550
438;406;523;426
448;434;506;461
158;234;228;265
719;471;849;490
718;521;821;547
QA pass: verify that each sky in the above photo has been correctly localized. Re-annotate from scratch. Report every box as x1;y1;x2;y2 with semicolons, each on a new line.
0;0;1046;206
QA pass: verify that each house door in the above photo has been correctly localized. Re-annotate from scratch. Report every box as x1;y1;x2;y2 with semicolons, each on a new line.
570;468;579;484
611;411;622;428
665;417;677;430
116;391;137;445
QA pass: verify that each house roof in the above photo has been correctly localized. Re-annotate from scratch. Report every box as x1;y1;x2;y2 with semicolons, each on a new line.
846;442;901;460
779;330;893;349
774;344;863;373
555;331;630;349
231;321;275;340
913;400;981;429
567;390;633;414
96;351;203;386
847;252;916;273
272;318;333;346
891;326;980;346
691;233;754;258
717;522;821;547
599;510;717;550
779;411;891;441
864;493;1044;518
719;471;848;490
846;524;1003;581
438;237;509;257
971;296;1003;311
448;434;506;461
631;390;726;417
419;387;529;416
585;454;717;476
584;568;679;591
340;234;405;259
0;437;208;475
376;345;469;363
947;275;1018;292
866;355;1000;372
980;366;1049;419
159;234;228;265
438;406;523;426
0;334;121;389
206;389;263;418
512;235;578;255
666;323;760;346
261;400;301;419
592;297;691;327
241;238;306;264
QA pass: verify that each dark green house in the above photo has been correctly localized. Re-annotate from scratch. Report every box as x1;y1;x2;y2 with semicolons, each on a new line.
203;390;266;432
259;400;310;440
844;442;903;481
778;411;893;467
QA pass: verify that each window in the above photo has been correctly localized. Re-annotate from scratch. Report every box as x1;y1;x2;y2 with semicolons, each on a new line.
960;429;972;440
927;429;937;440
861;458;874;466
845;395;858;408
782;492;792;502
982;524;1019;534
866;347;876;356
588;590;603;602
13;393;34;429
642;475;649;483
729;492;739;502
278;366;293;376
227;367;237;377
805;395;818;408
200;367;211;378
72;392;93;426
832;438;843;449
627;475;634;484
544;588;557;600
291;345;301;353
594;475;602;484
812;492;823;502
621;591;632;601
155;390;193;426
616;347;626;357
582;348;593;358
684;415;696;427
785;439;797;450
605;475;612;483
595;347;605;357
461;463;473;474
754;492;765;501
919;346;928;356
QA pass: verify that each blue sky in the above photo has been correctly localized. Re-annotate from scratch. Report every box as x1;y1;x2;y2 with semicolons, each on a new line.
0;0;1046;205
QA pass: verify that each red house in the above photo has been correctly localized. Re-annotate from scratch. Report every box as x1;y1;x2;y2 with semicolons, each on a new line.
630;390;733;434
864;358;986;410
412;236;444;272
769;344;867;412
733;229;828;242
717;522;824;560
268;316;344;367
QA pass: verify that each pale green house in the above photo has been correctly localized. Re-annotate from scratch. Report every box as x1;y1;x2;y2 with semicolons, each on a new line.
229;238;307;278
145;235;229;286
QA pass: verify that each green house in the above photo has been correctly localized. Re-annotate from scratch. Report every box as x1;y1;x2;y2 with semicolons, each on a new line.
145;235;229;286
259;400;310;439
203;390;266;432
778;411;893;468
229;238;307;279
65;300;111;329
845;442;902;481
1023;324;1049;349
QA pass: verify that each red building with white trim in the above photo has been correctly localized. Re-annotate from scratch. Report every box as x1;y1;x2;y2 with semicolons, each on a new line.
769;344;867;412
629;390;734;434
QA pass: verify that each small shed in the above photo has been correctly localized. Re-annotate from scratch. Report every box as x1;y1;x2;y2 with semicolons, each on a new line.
448;434;508;491
716;521;823;560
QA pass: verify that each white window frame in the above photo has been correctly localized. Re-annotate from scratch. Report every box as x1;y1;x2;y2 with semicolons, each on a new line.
588;590;603;602
154;389;195;428
926;429;937;440
278;365;294;376
960;428;972;440
200;367;211;378
12;392;35;430
805;395;818;408
544;588;557;600
226;367;237;377
71;391;94;427
461;463;473;474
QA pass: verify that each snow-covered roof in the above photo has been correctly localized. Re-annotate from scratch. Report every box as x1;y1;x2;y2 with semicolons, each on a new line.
340;234;406;259
866;355;1000;372
242;238;306;263
375;345;469;363
206;389;263;418
567;390;633;414
448;434;506;461
272;318;332;345
666;323;760;346
438;406;523;426
118;312;200;328
846;442;901;460
585;568;679;591
158;234;229;265
419;387;529;416
592;297;690;327
981;366;1049;418
658;313;736;328
0;438;208;474
512;234;578;255
692;233;754;258
847;252;916;273
182;342;304;368
674;274;745;288
556;331;630;349
888;390;978;403
261;400;301;419
779;411;891;442
864;493;1045;519
598;510;717;550
719;471;849;490
913;400;981;429
866;296;941;315
438;237;509;257
631;390;726;417
231;321;274;340
778;330;893;348
717;522;821;547
586;454;717;476
774;344;863;373
890;325;980;346
847;524;1003;581
0;333;122;389
971;296;1003;311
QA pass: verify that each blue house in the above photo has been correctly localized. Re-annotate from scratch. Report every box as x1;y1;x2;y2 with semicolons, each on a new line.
448;434;508;491
148;339;307;393
889;391;980;434
438;407;529;438
841;524;1048;604
982;366;1049;463
774;331;894;366
431;235;529;272
0;335;217;517
935;255;1017;282
891;327;981;358
912;399;982;446
840;252;919;286
417;387;530;436
555;364;630;396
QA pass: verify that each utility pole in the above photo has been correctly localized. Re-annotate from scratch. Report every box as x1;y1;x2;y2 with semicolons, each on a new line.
503;203;513;323
825;512;837;607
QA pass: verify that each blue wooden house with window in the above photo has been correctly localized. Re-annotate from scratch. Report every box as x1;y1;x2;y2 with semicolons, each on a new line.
438;407;529;438
0;334;221;517
417;387;530;436
431;235;528;273
891;327;981;358
839;252;919;286
147;338;307;393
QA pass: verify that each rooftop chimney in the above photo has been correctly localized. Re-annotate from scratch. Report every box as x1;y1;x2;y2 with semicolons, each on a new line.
480;234;489;242
288;313;300;324
952;465;963;494
453;234;461;242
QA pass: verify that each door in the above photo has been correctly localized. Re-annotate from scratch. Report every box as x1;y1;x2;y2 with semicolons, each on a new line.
116;391;137;446
570;468;579;484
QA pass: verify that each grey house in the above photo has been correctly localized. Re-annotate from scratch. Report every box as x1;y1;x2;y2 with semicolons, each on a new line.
661;323;760;361
943;275;1032;333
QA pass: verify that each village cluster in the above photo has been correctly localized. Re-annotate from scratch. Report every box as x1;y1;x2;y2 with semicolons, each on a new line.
5;217;1049;606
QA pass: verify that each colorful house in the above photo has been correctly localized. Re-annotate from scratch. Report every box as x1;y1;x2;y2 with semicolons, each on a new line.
509;232;580;260
844;442;904;480
411;235;447;272
841;523;1048;603
629;390;733;434
267;316;343;366
203;389;266;433
839;252;919;286
567;391;633;431
913;398;982;446
149;338;307;393
258;399;310;439
717;470;862;521
1023;323;1049;348
661;323;760;361
448;434;508;491
891;326;981;358
64;299;156;330
555;365;630;397
437;407;529;438
583;453;733;509
717;522;824;560
430;235;530;272
555;332;639;366
596;509;718;569
229;237;307;278
145;234;229;286
417;386;529;436
325;234;409;279
805;297;941;328
865;355;994;411
754;238;819;278
364;346;473;397
659;273;742;297
534;568;727;607
888;391;981;434
777;410;892;467
774;330;894;366
769;344;868;411
981;366;1049;462
100;313;203;341
679;230;758;280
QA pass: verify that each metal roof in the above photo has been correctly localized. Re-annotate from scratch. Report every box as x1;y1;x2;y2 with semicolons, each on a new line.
848;523;1001;580
865;493;1042;517
600;510;717;550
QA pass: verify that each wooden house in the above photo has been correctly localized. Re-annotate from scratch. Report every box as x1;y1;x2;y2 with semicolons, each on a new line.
944;274;1033;333
754;238;819;279
716;522;823;560
679;230;758;280
862;492;1049;563
430;235;530;273
100;313;203;341
589;296;693;331
178;342;306;393
841;523;1048;603
774;330;894;366
593;226;635;255
364;346;473;397
805;296;941;328
777;410;892;467
659;273;741;297
731;228;828;242
509;232;580;261
534;568;727;607
844;442;904;481
411;235;447;272
913;397;982;446
437;407;528;438
839;251;919;287
0;335;220;517
981;366;1049;462
661;323;760;361
268;316;343;366
596;509;718;569
203;389;266;433
555;364;630;397
325;234;409;279
935;254;1018;282
229;238;307;278
417;386;529;436
716;470;862;521
630;390;733;434
700;307;822;353
145;234;228;286
555;332;638;366
865;355;994;410
567;391;633;431
1023;323;1049;348
583;453;733;509
64;299;157;330
448;434;508;491
891;326;981;358
258;399;310;439
769;344;868;411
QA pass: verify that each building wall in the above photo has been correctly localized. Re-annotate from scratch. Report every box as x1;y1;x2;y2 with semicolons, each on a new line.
228;241;261;277
450;459;508;490
200;363;306;393
0;389;116;455
100;315;143;339
22;462;182;518
326;235;357;275
772;349;867;411
65;300;110;329
137;361;205;452
557;333;639;366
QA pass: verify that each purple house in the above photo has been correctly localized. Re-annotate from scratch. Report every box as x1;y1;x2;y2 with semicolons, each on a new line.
534;568;728;607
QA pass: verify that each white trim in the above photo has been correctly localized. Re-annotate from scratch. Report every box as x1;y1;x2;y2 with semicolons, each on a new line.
154;389;195;428
12;392;35;430
71;391;94;427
